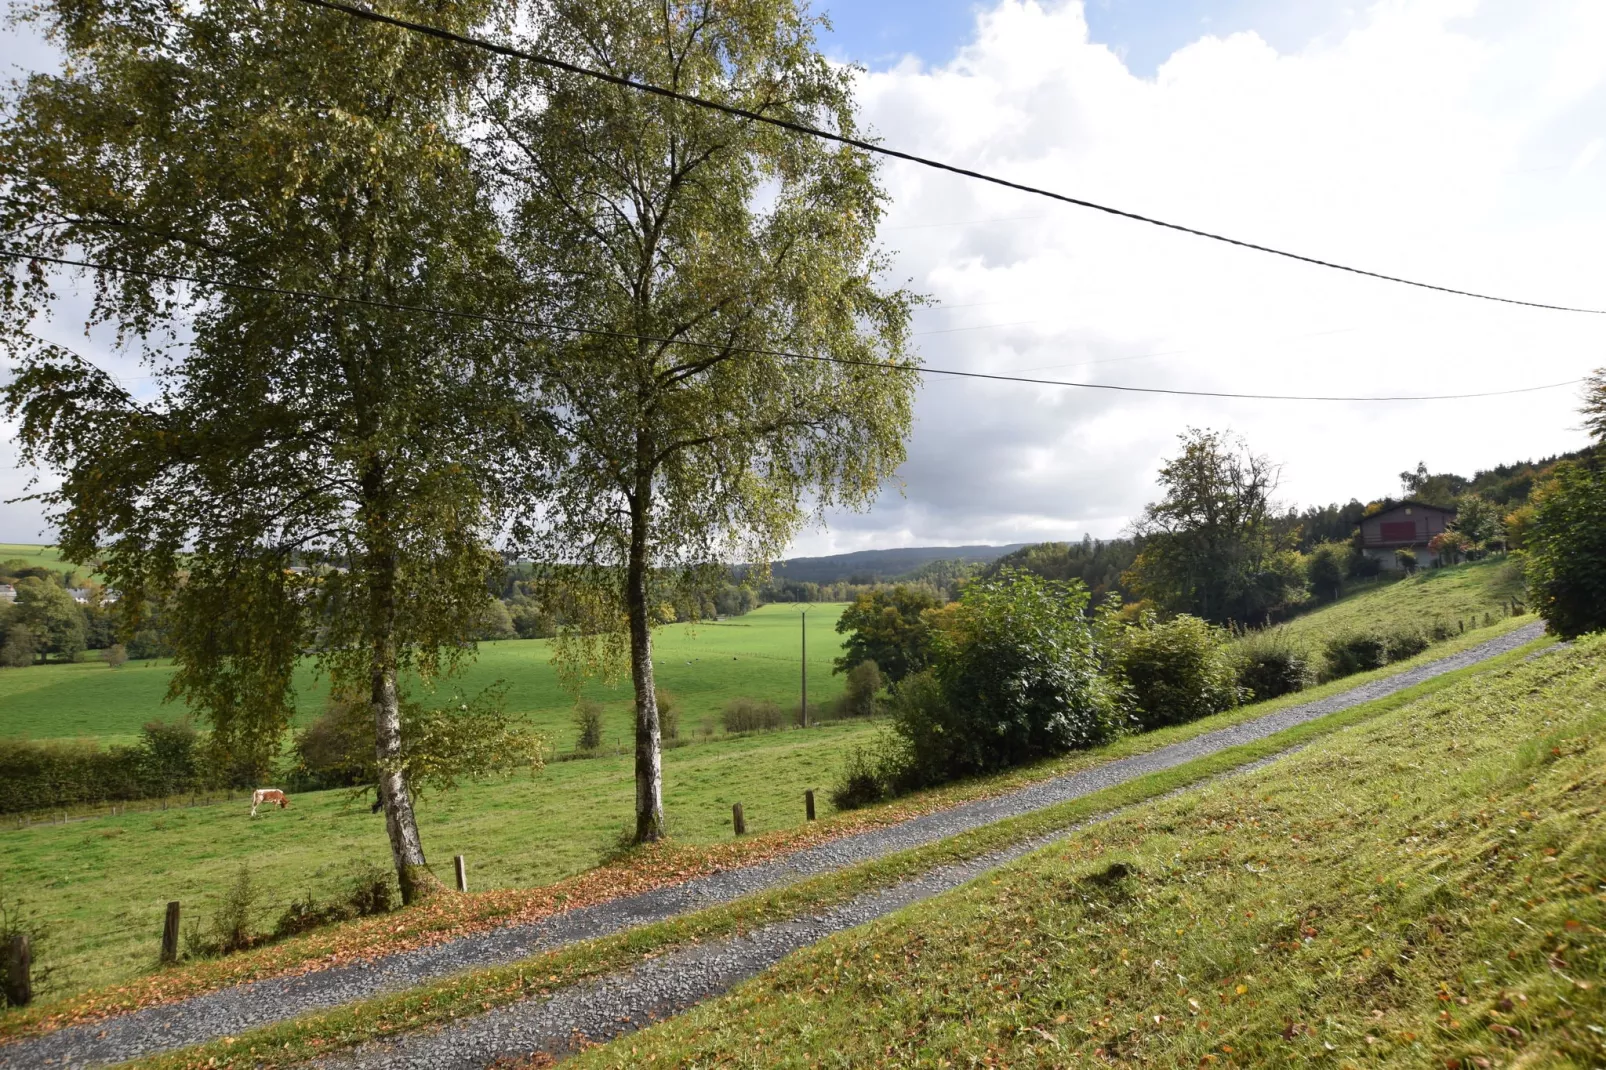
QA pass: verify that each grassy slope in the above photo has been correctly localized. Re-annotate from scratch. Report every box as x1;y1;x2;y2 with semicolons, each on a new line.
589;634;1606;1069
0;602;849;745
0;543;83;578
1269;556;1527;649
0;617;1540;1023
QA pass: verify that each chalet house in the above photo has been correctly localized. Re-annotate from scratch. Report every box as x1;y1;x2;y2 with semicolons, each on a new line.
1358;500;1457;570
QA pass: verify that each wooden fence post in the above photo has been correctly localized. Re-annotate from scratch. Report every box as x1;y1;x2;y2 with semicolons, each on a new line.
3;934;29;1007
732;802;746;836
160;901;181;964
805;790;816;822
454;855;468;893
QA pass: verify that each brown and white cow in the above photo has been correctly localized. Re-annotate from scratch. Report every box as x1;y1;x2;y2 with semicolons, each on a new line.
249;788;290;817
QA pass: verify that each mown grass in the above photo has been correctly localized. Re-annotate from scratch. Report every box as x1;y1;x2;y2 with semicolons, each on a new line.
1268;556;1526;649
579;633;1605;1069
113;633;1557;1070
0;602;850;744
0;617;1541;1020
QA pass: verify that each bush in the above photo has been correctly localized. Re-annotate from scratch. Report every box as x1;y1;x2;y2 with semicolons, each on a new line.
0;630;35;668
832;660;883;719
655;688;679;741
1306;542;1347;602
883;570;1118;791
104;643;128;669
1321;627;1433;681
1386;628;1430;661
573;700;604;752
273;860;395;939
292;696;373;790
1323;631;1391;678
829;745;887;811
721;697;786;733
0;720;206;814
1112;613;1241;731
1232;628;1313;701
190;866;261;957
1523;457;1606;638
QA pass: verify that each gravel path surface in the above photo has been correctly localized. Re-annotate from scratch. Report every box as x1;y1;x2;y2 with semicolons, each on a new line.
1;622;1543;1069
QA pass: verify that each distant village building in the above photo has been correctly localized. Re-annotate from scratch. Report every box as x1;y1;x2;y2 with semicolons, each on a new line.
1358;501;1457;570
68;587;93;604
0;584;14;603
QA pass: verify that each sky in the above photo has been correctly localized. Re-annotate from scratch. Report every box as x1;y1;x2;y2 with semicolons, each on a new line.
1;1;1604;558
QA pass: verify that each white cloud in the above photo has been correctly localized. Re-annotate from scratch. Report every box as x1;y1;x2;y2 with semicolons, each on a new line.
789;0;1606;555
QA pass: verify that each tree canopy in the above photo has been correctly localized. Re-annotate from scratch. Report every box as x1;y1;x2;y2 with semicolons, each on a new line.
488;0;920;842
1125;429;1302;624
1;0;542;900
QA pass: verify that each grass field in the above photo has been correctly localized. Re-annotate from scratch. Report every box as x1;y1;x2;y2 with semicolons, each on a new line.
0;616;1540;1014
0;603;850;747
0;716;883;999
0;560;1537;1014
0;542;84;579
1269;556;1526;648
584;632;1606;1068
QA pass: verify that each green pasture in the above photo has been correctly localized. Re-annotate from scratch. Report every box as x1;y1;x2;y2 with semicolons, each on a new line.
0;542;92;585
1255;556;1525;649
0;603;849;748
0;716;882;998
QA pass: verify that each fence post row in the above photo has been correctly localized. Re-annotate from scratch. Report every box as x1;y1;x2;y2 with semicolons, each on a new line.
805;789;816;822
160;901;181;964
732;802;746;836
454;854;468;893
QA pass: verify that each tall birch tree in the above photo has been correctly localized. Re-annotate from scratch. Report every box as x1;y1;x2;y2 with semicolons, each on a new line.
485;0;920;842
0;0;538;899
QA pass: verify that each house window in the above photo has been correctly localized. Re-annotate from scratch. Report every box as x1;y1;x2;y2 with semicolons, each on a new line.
1381;521;1417;542
1404;508;1413;515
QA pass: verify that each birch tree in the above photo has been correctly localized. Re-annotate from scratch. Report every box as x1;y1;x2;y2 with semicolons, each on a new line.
485;0;920;842
0;0;540;899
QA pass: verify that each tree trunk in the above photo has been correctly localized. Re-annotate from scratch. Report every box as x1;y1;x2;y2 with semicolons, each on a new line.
373;656;438;902
363;465;441;903
626;487;665;843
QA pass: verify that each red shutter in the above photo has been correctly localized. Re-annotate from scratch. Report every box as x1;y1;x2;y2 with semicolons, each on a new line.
1380;521;1417;541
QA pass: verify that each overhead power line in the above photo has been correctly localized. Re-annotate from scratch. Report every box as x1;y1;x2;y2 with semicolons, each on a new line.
293;0;1606;317
1;248;1581;402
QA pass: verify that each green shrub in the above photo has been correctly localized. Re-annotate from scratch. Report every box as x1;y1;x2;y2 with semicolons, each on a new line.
1321;626;1433;681
0;720;205;814
572;700;605;752
1386;628;1430;661
1112;613;1241;731
1323;631;1391;678
291;696;373;789
1306;542;1347;602
655;688;679;741
883;570;1118;790
273;861;395;939
1232;628;1313;701
833;659;883;719
829;745;887;811
721;697;786;733
1523;457;1606;638
189;866;261;957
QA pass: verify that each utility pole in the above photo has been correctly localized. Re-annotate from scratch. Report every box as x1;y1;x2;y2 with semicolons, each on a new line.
801;607;808;728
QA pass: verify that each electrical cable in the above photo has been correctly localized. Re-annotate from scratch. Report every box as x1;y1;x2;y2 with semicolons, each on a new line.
2;248;1581;402
291;0;1606;317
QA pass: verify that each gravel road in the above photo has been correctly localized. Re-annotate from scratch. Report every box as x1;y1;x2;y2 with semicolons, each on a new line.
1;622;1543;1069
